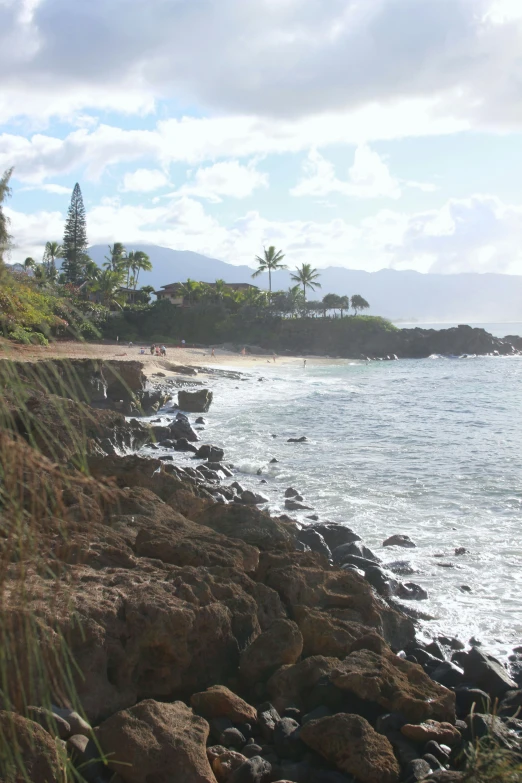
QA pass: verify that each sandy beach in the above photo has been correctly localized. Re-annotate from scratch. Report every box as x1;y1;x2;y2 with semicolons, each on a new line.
0;339;348;373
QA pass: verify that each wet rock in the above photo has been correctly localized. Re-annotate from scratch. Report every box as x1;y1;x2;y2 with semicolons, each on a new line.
270;458;279;463
300;713;400;783
330;649;456;723
499;689;522;717
196;416;206;424
310;523;361;550
332;542;379;564
424;741;450;765
213;750;249;782
178;389;213;412
0;711;63;783
423;774;464;783
174;438;199;453
430;661;465;688
287;436;308;443
151;425;171;441
340;554;382;571
191;686;257;724
383;535;416;549
228;756;273;783
396;582;428;601
206;462;234;477
240;620;303;683
465;713;522;754
297;528;331;559
363;566;400;597
242;490;270;505
285;500;313;511
197;444;226;461
285;488;301;498
170;418;200;442
401;720;461;746
461;646;517;698
386;560;419;576
454;547;468;556
96;699;215;783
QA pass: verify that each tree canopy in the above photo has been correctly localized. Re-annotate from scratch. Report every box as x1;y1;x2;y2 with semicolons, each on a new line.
0;167;13;266
252;246;287;300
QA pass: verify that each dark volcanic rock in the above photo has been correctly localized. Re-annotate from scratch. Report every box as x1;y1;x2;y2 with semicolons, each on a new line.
310;523;361;550
170;418;200;442
178;388;213;412
461;647;517;698
197;444;225;461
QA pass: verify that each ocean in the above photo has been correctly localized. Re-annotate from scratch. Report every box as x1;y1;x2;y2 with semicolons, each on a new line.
150;324;522;655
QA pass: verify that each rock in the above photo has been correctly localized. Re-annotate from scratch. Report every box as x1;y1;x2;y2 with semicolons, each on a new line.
26;706;71;739
256;703;281;741
404;759;432;781
270;458;279;463
229;756;273;783
96;699;215;783
296;528;331;559
196;416;206;424
0;711;63;783
387;560;418;576
293;605;384;660
310;523;361;550
243;744;264;759
424;741;450;765
214;751;249;782
240;620;303;682
221;727;247;749
191;686;257;724
66;734;110;783
363;566;400;598
285;499;313;511
285;488;300;498
401;720;461;746
420;773;463;782
197;504;297;551
287;437;308;443
208;745;229;764
170;418;200;442
330;649;456;723
461;646;517;698
267;657;341;712
396;582;429;601
302;705;333;725
242;490;270;505
383;534;416;549
152;425;171;441
273;717;305;760
465;713;522;754
51;705;91;736
430;661;465;688
300;713;400;783
499;689;522;717
175;438;199;453
332;542;379;564
197;444;226;461
178;389;213;412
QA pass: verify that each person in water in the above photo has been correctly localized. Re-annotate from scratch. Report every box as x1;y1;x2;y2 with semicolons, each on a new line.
303;359;307;368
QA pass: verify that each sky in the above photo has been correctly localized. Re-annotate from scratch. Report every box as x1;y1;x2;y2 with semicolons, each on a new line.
2;0;522;275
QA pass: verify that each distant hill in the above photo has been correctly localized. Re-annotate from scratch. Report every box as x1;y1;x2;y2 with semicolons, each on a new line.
85;243;522;323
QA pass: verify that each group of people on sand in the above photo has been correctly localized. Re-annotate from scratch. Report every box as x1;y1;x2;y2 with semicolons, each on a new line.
149;344;167;357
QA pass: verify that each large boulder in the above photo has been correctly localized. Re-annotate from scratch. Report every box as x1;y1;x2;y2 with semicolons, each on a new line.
196;505;297;551
258;553;414;651
170;417;200;442
191;685;257;723
0;711;63;783
239;620;303;683
96;699;215;783
300;713;400;783
330;649;456;723
267;657;341;711
461;647;517;698
293;605;384;659
179;389;214;412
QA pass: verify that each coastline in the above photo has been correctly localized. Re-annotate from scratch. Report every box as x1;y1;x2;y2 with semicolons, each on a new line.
0;352;520;781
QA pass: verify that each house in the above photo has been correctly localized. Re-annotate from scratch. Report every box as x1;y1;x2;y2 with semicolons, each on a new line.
155;281;258;305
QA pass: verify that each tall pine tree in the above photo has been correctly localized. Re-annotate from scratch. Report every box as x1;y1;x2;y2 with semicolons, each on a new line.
62;183;89;284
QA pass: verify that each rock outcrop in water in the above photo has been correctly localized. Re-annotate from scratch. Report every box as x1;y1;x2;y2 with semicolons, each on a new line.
0;358;520;783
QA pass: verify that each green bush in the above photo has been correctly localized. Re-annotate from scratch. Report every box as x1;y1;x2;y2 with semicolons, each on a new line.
9;326;49;346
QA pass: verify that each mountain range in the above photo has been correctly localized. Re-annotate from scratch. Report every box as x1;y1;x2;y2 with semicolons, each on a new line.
84;243;521;323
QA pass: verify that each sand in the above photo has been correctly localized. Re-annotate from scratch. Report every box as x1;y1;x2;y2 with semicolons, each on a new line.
0;339;347;375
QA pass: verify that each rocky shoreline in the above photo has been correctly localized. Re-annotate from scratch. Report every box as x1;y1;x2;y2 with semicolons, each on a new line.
0;357;521;783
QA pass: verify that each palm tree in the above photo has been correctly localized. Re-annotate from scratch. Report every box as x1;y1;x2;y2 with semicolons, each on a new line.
104;243;127;271
252;246;287;302
351;295;370;316
42;241;63;279
126;250;152;289
179;279;200;305
339;295;350;318
93;268;126;309
23;257;36;272
0;167;13;265
290;263;321;306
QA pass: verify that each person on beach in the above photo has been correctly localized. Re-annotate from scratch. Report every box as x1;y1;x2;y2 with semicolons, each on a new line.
241;347;246;356
160;345;167;356
155;346;161;356
303;359;307;368
211;347;215;358
181;339;186;348
273;353;276;362
150;344;155;355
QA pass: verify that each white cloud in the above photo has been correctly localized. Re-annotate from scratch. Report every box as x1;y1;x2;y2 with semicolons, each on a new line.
0;0;521;131
291;146;402;200
122;168;169;192
20;183;71;194
0;102;467;185
7;192;522;276
174;160;269;202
